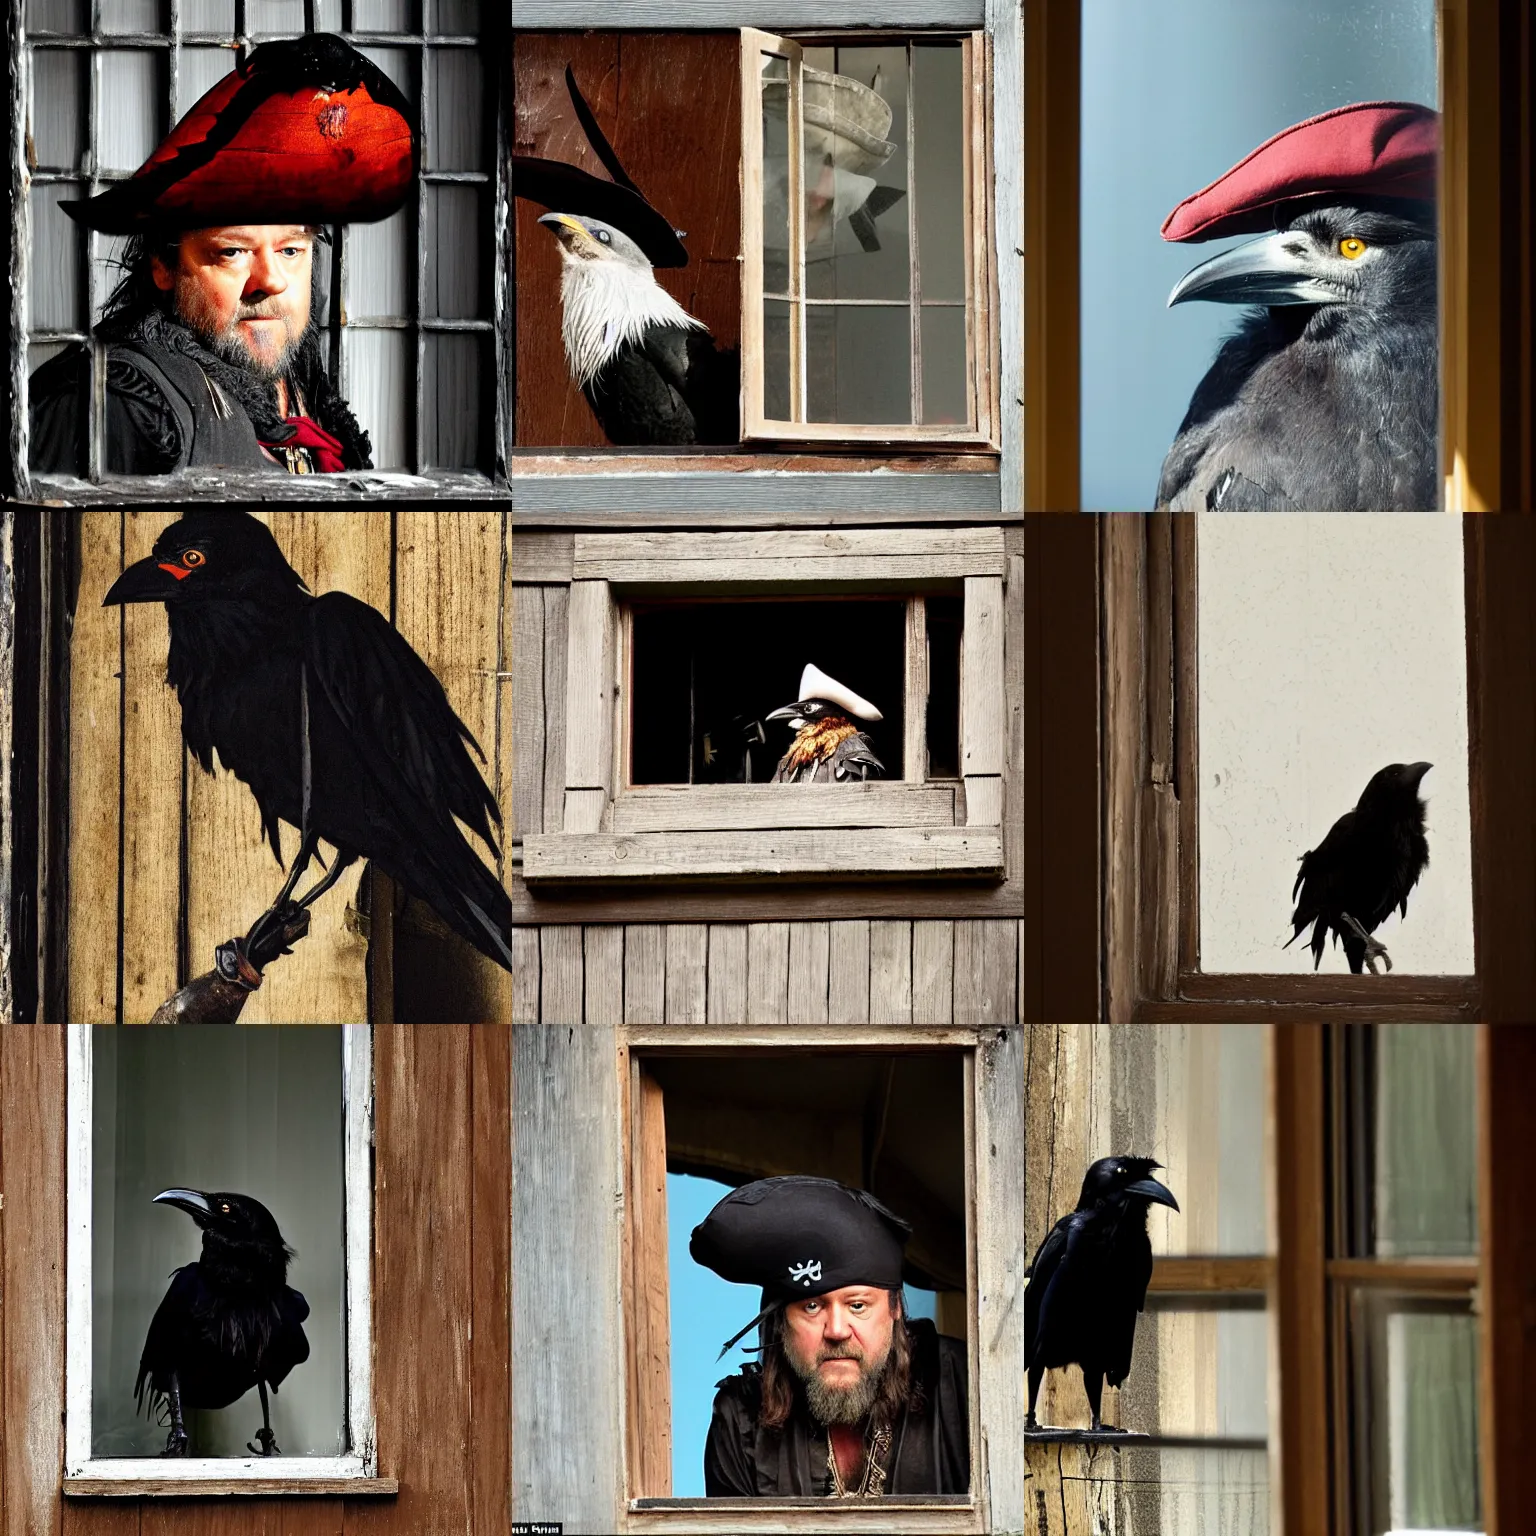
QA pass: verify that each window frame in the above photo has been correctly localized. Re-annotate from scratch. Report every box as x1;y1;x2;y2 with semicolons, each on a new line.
738;27;997;449
521;529;1009;886
61;1022;382;1493
616;1024;1015;1535
9;10;511;504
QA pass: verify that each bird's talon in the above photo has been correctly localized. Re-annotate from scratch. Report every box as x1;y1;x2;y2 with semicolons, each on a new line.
247;1428;280;1457
161;1430;190;1457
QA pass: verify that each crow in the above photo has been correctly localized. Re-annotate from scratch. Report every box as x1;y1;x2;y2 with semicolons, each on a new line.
766;664;885;785
1287;761;1431;974
1025;1156;1179;1434
103;512;513;971
136;1188;310;1457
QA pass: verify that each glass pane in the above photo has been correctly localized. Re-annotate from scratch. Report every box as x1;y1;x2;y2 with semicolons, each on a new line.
426;49;484;172
761;53;792;299
347;207;411;320
920;306;968;426
425;185;482;319
181;0;235;29
27;0;88;29
32;50;85;170
175;47;236;115
1069;1445;1270;1533
912;42;966;305
30;184;83;331
343;328;411;468
801;46;908;304
763;298;793;422
1198;514;1474;975
250;0;305;32
806;303;911;425
1081;0;1439;510
422;332;483;470
100;0;163;30
99;51;165;174
435;0;481;33
91;1026;346;1457
355;0;413;26
1120;1302;1268;1440
1349;1291;1482;1534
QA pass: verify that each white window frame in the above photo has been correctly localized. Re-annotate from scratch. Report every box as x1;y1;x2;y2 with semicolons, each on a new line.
521;529;1008;884
63;1023;377;1488
740;28;997;450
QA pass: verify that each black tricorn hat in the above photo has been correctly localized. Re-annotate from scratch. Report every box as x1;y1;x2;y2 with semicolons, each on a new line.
63;34;415;235
512;65;689;268
691;1175;912;1303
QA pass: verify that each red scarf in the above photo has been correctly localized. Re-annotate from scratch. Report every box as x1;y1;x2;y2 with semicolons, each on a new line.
261;416;347;473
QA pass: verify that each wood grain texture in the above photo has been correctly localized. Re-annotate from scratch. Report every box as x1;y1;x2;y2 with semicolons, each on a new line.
624;926;667;1025
954;919;1019;1024
625;1067;672;1499
561;581;614;798
510;585;545;845
514;1;985;23
540;586;569;838
827;920;872;1025
912;920;955;1025
539;925;584;1024
786;921;830;1024
869;920;914;1024
745;922;790;1025
704;925;748;1026
612;783;957;834
470;1023;512;1536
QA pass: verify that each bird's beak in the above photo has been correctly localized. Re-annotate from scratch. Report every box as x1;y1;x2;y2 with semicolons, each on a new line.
537;211;592;248
153;1188;212;1220
1410;761;1433;783
1168;230;1344;309
1124;1177;1180;1212
103;554;188;606
765;703;804;726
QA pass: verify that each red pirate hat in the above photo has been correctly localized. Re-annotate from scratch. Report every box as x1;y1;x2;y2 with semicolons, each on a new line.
1162;100;1439;243
63;34;415;234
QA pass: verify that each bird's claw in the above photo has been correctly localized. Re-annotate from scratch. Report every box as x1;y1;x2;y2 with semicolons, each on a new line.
1341;912;1393;973
247;1428;280;1457
161;1428;190;1457
241;900;312;972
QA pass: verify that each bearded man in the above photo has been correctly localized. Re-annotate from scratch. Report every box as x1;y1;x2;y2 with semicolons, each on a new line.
29;34;413;477
690;1175;969;1498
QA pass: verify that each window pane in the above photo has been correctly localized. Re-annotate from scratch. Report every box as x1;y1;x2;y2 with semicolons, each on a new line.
801;46;909;304
30;184;83;331
99;51;165;174
761;52;793;299
424;185;481;319
91;1026;347;1457
1081;0;1439;510
175;46;236;113
1348;1291;1482;1534
763;298;792;422
426;50;484;172
435;0;480;33
422;332;483;470
355;0;413;27
100;0;163;31
344;329;412;468
1059;1445;1270;1533
32;50;85;170
1124;1300;1268;1440
250;0;305;32
912;42;966;305
348;208;411;320
806;303;911;425
1198;514;1474;975
920;306;967;426
181;0;235;29
27;0;88;29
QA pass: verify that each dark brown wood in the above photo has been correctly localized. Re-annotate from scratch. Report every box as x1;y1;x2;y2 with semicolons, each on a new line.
470;1023;512;1536
513;33;742;449
1480;1025;1536;1536
1022;513;1099;1023
1500;0;1536;505
1270;1023;1332;1536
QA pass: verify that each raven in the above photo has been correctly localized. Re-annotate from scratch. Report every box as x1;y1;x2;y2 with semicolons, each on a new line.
136;1188;310;1456
1157;102;1439;511
1025;1157;1179;1434
103;512;513;971
766;664;885;784
1287;761;1431;974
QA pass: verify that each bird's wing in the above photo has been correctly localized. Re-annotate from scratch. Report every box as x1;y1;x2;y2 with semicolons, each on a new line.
1024;1215;1073;1364
587;340;701;446
135;1263;204;1413
1105;1236;1155;1388
303;591;501;851
265;1286;312;1388
832;733;885;781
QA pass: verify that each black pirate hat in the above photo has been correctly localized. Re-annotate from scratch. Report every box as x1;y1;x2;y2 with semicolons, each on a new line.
512;65;689;269
691;1175;912;1358
63;34;415;235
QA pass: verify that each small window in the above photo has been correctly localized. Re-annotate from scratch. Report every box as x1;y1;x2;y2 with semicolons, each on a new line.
742;30;993;446
65;1024;377;1487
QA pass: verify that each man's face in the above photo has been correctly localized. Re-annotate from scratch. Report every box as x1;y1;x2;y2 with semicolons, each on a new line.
782;1285;897;1426
153;226;314;378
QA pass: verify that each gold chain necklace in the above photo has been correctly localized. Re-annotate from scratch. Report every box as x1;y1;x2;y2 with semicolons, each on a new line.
826;1422;892;1498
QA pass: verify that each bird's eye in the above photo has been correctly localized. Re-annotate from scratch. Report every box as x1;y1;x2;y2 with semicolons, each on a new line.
220;1202;230;1213
1339;237;1368;259
182;549;206;567
597;230;611;244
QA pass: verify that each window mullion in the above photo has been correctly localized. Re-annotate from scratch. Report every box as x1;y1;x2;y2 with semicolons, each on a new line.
907;40;922;428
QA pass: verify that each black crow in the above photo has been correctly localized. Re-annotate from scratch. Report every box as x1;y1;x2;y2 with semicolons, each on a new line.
766;664;885;784
136;1188;310;1457
514;66;739;446
1157;101;1439;511
1025;1156;1179;1434
1287;761;1431;974
103;512;513;971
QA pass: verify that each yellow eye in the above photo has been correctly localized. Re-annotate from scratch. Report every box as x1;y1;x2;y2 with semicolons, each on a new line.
182;549;206;567
1339;237;1367;259
220;1202;230;1213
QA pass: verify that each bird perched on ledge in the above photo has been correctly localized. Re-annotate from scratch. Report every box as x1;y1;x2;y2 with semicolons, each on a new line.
1287;761;1432;974
767;664;885;784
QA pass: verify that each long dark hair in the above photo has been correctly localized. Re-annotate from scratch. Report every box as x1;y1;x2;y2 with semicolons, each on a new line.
757;1289;920;1432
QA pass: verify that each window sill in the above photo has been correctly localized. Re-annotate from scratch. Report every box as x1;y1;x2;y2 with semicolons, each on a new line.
25;469;506;505
64;1476;398;1499
521;826;1004;883
614;783;959;833
626;1495;976;1534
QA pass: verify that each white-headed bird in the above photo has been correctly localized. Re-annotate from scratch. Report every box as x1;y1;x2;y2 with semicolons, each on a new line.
766;664;885;784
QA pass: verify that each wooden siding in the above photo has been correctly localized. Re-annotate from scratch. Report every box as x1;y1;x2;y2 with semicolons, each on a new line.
64;512;514;1026
0;1022;510;1535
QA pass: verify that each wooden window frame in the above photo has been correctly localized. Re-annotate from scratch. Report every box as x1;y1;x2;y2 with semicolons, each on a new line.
521;529;1008;885
61;1022;388;1496
1104;511;1483;1025
739;28;997;450
8;10;512;504
617;1024;1022;1534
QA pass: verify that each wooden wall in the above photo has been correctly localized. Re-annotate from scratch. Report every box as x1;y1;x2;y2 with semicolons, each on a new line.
512;31;743;448
0;1021;510;1536
65;512;514;1026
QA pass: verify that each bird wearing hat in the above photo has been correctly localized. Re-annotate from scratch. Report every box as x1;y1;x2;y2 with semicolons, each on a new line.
1157;100;1439;511
513;66;739;446
29;34;415;478
767;664;886;785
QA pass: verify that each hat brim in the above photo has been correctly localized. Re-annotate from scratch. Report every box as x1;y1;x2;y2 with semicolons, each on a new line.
514;156;689;268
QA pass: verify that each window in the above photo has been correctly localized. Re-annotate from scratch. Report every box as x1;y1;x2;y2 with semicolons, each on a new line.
64;1023;380;1489
520;529;1009;885
741;30;994;445
17;3;505;498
